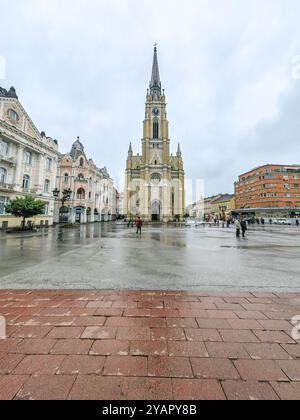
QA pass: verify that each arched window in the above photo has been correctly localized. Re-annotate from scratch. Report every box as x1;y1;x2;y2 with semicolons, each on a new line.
64;173;69;183
44;179;50;193
8;109;18;122
153;121;159;139
79;158;84;167
77;188;85;200
23;175;30;189
0;167;7;183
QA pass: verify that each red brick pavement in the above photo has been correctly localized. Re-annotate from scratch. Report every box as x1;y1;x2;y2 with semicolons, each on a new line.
0;290;299;400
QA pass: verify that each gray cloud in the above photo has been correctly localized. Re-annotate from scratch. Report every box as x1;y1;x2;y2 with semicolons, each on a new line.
1;0;300;199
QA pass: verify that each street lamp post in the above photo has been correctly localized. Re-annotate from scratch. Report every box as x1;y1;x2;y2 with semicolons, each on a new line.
53;188;72;224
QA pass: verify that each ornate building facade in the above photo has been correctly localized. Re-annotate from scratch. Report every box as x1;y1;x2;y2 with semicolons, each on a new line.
0;86;59;229
124;47;185;222
55;138;117;224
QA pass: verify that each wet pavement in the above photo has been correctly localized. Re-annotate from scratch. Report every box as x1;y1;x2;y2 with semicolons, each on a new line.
0;223;300;292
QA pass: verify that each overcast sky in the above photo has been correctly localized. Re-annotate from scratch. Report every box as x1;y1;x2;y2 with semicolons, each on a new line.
1;0;300;202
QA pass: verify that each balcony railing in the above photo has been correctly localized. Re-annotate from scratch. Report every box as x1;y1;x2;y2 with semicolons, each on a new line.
0;182;14;190
0;154;16;166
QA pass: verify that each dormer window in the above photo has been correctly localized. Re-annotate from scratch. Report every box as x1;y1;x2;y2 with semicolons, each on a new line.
8;109;18;122
79;158;84;167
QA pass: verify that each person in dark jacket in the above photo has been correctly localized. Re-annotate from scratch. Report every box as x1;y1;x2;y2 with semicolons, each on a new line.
136;217;143;235
241;218;248;238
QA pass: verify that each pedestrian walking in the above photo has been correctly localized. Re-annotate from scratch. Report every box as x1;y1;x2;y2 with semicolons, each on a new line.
235;219;241;238
296;219;299;227
241;218;248;238
136;217;143;235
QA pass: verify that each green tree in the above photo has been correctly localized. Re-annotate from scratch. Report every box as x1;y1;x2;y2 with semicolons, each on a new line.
5;196;45;230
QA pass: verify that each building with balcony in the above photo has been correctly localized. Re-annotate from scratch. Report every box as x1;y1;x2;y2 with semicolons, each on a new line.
55;137;117;224
234;164;300;218
0;86;59;230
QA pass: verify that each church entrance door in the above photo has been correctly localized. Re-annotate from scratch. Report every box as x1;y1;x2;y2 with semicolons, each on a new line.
151;200;161;222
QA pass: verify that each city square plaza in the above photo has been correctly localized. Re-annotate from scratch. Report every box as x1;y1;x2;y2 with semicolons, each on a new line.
0;223;299;400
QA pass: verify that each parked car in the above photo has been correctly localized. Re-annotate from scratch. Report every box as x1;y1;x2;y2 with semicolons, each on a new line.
273;218;292;225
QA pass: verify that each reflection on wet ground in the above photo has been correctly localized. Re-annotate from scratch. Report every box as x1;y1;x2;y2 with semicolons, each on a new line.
0;223;300;292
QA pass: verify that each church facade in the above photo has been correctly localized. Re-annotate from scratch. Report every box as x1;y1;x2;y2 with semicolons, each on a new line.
124;47;185;222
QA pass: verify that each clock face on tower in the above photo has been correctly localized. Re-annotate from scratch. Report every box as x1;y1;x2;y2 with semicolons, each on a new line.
152;107;160;117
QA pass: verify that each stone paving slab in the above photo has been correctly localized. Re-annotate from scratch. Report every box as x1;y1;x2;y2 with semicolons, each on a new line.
0;290;299;400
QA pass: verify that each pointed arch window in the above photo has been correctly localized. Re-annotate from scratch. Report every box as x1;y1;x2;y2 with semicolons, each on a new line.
153;121;159;139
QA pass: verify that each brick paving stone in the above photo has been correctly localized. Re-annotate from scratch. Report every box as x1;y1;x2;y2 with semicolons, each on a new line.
66;308;98;317
168;342;209;358
185;328;222;342
258;320;293;331
151;328;185;341
0;339;22;353
206;310;238;319
57;355;105;375
91;340;130;356
281;344;300;359
243;343;291;360
191;358;240;380
150;309;180;318
228;319;264;330
0;354;24;374
13;355;65;375
117;327;151;341
220;330;259;343
215;303;245;311
11;326;53;339
112;301;138;309
68;376;124;400
0;375;28;400
264;311;299;321
222;380;279;400
81;327;117;340
270;382;300;400
130;341;168;357
104;356;147;377
39;308;74;317
254;330;295;344
137;301;164;309
196;318;232;329
276;360;300;381
50;339;93;355
122;378;173;400
179;310;208;318
86;301;113;309
166;318;198;329
16;375;76;401
15;316;76;327
148;356;193;378
235;311;267;320
172;379;226;400
234;360;289;382
14;339;56;355
73;316;106;327
95;309;124;317
47;326;84;339
123;309;152;318
206;342;250;359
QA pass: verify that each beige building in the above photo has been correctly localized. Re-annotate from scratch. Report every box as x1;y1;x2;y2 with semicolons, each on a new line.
124;46;185;222
0;86;59;229
211;194;235;220
55;138;116;224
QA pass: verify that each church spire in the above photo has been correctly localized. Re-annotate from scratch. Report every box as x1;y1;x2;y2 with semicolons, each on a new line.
150;44;162;95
